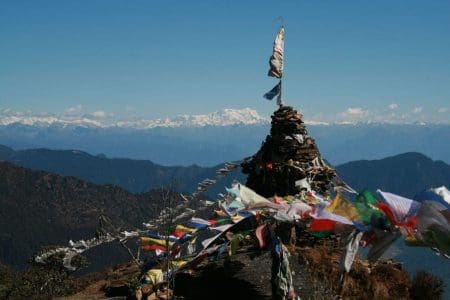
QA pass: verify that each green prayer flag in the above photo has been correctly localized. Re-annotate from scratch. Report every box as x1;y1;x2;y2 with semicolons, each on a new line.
354;189;389;227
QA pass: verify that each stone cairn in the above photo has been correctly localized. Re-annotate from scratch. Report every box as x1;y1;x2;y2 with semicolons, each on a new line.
241;106;336;197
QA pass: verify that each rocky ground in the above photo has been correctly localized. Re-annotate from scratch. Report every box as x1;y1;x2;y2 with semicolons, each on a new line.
56;230;444;300
61;247;338;300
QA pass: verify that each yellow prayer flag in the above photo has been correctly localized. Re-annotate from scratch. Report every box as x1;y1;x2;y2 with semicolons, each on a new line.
326;193;360;221
175;224;197;233
139;237;174;247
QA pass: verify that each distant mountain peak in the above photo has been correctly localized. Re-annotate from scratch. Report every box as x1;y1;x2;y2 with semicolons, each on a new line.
0;108;269;129
117;107;270;128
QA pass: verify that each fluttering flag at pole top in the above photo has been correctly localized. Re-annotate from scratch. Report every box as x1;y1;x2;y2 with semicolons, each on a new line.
268;27;285;79
263;81;281;100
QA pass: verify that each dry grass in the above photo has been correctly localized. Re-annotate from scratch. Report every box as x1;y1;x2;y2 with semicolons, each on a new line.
296;245;412;300
410;271;444;300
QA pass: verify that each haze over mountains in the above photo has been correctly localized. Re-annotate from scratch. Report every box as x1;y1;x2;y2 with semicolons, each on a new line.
1;145;449;198
1;108;449;166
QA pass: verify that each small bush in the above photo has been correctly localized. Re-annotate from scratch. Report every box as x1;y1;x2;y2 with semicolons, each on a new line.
410;271;444;300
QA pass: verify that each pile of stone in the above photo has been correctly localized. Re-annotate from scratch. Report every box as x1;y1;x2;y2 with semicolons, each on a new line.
241;106;335;197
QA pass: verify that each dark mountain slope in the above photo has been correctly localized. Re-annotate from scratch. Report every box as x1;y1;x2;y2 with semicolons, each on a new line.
336;152;450;198
0;161;171;269
1;145;448;200
0;145;244;196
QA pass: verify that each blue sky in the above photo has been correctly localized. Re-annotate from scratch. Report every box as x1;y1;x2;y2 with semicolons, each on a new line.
1;0;449;123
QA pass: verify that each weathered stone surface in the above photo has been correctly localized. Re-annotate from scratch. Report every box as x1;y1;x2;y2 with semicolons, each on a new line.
242;106;336;197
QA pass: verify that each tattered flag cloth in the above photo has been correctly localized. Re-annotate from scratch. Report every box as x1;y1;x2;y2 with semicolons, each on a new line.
268;27;285;78
414;201;450;257
190;217;213;226
139;237;175;248
175;224;197;233
238;183;284;209
255;224;269;249
210;224;234;233
340;230;364;273
201;216;250;250
144;269;164;286
367;229;401;262
172;230;187;239
376;202;417;231
310;201;353;225
414;187;450;210
147;232;179;243
263;81;282;100
326;193;360;222
141;244;167;252
308;218;336;237
274;201;312;222
187;222;209;229
377;190;421;223
353;190;388;228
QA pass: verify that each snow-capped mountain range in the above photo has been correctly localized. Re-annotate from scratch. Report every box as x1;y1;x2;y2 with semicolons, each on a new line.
1;107;440;128
1;108;449;166
116;108;270;128
0;108;270;128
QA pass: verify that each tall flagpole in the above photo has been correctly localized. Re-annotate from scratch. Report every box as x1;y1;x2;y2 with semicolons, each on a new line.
276;18;284;108
278;25;284;108
277;79;283;107
265;26;285;107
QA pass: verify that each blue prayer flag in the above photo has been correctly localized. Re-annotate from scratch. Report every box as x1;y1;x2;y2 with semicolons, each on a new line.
263;81;281;100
